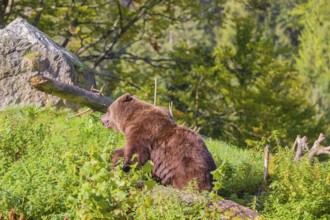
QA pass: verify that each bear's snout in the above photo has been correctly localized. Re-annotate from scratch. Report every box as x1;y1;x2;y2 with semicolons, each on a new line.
100;115;110;128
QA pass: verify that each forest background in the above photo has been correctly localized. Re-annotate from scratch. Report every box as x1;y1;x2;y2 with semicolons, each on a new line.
1;0;329;148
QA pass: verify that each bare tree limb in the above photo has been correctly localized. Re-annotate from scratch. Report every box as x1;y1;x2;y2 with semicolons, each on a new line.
291;135;298;151
75;18;120;55
94;70;141;89
0;0;14;28
294;135;308;161
308;133;330;158
116;0;124;31
93;0;163;68
93;6;147;68
61;0;88;48
32;0;44;27
29;75;113;112
82;51;174;69
292;134;330;160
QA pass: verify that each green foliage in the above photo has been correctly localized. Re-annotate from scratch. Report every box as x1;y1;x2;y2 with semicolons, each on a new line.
263;150;330;219
4;0;328;147
294;0;330;137
207;139;263;206
0;107;329;219
0;107;228;219
157;13;321;146
2;0;330;215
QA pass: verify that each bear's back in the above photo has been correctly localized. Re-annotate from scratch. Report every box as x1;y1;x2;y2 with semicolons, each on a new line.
151;125;216;191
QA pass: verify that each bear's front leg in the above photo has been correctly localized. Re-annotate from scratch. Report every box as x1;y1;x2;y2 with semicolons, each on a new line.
122;138;150;172
122;145;138;172
111;147;134;172
112;147;125;165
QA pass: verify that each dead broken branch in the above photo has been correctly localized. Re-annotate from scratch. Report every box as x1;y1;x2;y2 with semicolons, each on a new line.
308;133;330;158
292;133;330;161
257;145;270;196
29;75;113;112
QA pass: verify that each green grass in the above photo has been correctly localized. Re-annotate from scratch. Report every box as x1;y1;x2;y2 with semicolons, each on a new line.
0;106;263;219
0;106;328;219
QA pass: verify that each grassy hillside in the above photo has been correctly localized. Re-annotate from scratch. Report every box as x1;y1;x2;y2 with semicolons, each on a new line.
0;107;329;219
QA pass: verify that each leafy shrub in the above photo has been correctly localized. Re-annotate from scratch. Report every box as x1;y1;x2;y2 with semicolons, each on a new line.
263;150;330;219
207;139;263;206
2;107;328;219
0;107;225;219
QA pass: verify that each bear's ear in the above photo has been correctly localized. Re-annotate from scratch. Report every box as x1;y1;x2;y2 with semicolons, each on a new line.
121;93;133;102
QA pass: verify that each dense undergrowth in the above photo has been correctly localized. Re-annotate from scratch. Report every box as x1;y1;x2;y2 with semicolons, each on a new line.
0;107;329;219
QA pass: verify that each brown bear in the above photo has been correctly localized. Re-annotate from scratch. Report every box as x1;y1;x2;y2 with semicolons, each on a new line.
100;93;216;191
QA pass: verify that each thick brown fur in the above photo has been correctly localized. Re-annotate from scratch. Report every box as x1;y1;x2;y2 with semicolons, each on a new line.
100;93;216;191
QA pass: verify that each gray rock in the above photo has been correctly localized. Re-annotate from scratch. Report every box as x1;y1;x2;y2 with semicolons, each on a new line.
0;18;96;110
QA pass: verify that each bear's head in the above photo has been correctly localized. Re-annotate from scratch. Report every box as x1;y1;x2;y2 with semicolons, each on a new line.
100;93;134;133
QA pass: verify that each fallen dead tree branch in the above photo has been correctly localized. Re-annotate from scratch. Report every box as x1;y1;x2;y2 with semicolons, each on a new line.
308;133;330;158
30;75;113;112
292;133;330;161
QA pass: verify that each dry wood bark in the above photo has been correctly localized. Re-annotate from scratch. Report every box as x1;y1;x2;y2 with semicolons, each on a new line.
308;133;330;158
292;133;330;161
257;145;270;196
30;75;113;112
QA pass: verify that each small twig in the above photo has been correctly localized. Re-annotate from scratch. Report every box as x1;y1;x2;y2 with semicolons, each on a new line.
291;135;299;151
194;127;201;133
67;108;92;119
154;77;157;105
169;101;173;118
90;84;104;96
32;0;44;27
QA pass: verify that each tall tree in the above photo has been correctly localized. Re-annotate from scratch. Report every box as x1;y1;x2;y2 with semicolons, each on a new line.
294;0;330;136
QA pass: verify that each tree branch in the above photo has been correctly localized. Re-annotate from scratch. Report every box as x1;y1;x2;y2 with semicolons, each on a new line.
116;0;124;31
82;52;174;68
75;18;120;55
93;0;163;68
61;0;88;48
292;134;330;160
29;75;113;112
32;0;44;27
293;135;308;161
308;133;330;158
0;0;14;28
94;70;141;90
